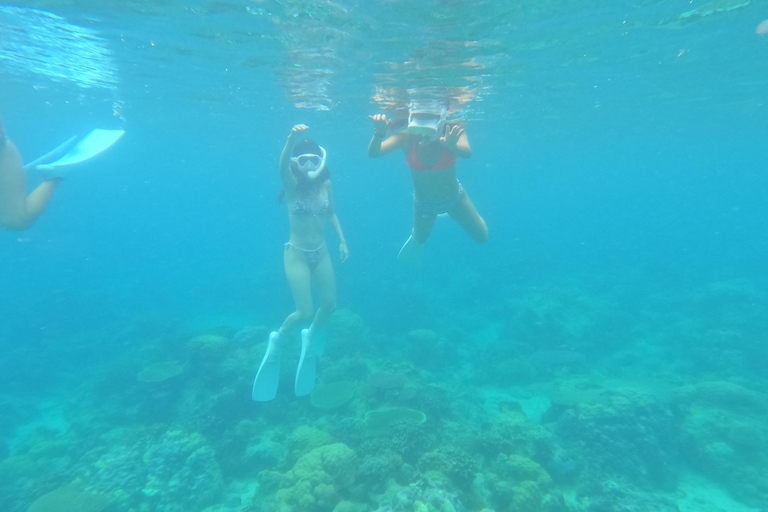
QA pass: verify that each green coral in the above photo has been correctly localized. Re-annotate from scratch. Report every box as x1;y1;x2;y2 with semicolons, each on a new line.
255;443;358;512
188;334;230;360
476;409;553;462
672;381;768;415
364;408;426;435
287;426;335;461
418;446;478;490
486;454;552;512
495;454;552;488
332;501;369;512
680;403;768;506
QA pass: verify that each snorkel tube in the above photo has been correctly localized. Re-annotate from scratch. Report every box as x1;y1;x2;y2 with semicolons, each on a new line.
306;146;327;180
290;143;327;180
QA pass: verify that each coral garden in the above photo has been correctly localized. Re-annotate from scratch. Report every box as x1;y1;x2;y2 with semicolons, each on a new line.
1;277;767;512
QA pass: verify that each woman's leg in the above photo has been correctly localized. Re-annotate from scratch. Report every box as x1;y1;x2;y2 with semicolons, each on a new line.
293;246;334;396
308;248;336;335
448;190;489;243
0;140;59;231
279;244;315;334
253;243;316;401
412;203;438;244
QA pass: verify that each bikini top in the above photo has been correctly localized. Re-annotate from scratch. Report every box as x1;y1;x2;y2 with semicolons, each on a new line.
290;187;330;217
406;140;457;172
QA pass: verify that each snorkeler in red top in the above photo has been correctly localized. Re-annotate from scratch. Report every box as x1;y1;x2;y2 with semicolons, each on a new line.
367;102;488;262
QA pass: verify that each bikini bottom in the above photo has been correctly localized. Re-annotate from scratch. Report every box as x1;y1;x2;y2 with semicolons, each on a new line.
285;241;326;270
413;181;465;216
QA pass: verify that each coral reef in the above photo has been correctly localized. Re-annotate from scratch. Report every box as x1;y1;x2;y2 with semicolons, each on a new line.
484;454;553;512
137;360;186;383
27;485;111;512
677;400;768;506
374;477;467;512
311;381;357;409
556;389;678;489
574;479;679;512
6;275;768;512
327;309;368;357
187;334;230;361
80;426;224;512
286;425;336;462
254;443;358;512
418;446;479;491
364;408;427;435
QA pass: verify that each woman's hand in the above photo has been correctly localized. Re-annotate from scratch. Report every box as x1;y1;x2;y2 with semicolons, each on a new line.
289;124;309;140
368;114;389;137
339;240;349;262
440;125;464;148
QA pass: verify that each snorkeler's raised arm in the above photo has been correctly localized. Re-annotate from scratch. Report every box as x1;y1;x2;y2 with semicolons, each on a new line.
279;124;308;190
367;114;409;158
440;125;472;159
326;183;349;262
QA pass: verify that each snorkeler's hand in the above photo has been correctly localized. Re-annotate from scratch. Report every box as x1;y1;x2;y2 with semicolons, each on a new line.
339;240;349;262
289;124;309;139
368;114;389;136
439;125;464;148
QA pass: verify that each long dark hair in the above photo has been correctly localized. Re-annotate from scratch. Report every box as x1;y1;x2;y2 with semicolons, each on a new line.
278;139;331;202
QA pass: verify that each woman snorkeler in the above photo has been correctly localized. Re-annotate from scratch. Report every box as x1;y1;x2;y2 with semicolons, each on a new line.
367;103;488;261
252;124;348;401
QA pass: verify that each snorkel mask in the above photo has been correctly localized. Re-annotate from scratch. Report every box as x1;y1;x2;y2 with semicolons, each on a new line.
291;145;327;180
407;104;447;140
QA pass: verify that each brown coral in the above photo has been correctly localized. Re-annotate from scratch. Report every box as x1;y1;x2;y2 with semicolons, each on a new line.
137;360;185;383
310;381;356;409
27;485;111;512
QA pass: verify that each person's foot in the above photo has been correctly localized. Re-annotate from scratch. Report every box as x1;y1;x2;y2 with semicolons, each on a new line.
36;164;71;180
295;329;317;397
252;331;282;401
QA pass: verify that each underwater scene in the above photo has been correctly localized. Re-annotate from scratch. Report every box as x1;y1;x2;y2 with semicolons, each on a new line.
1;0;768;511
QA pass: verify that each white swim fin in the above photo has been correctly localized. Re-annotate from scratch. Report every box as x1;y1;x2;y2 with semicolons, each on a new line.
252;331;282;401
295;329;317;397
25;129;125;179
397;234;424;266
23;136;78;172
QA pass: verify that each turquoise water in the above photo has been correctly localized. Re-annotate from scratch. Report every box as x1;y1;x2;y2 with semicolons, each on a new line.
1;1;767;511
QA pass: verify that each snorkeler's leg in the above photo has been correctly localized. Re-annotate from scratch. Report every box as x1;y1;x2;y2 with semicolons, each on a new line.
253;246;313;401
412;207;438;244
309;250;337;335
0;140;59;232
296;251;335;396
281;245;316;332
398;207;436;264
448;190;488;244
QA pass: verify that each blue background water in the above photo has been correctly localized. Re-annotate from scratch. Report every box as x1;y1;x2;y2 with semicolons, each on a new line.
1;1;768;511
